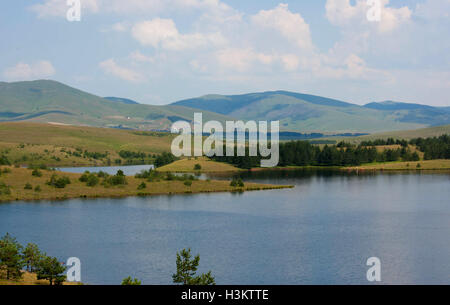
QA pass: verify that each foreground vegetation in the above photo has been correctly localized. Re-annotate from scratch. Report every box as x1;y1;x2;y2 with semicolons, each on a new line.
0;167;292;202
0;233;74;286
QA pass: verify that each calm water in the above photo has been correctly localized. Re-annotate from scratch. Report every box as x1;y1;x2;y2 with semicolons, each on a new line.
1;169;449;285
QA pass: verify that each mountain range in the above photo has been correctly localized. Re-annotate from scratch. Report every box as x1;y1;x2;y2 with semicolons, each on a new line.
0;80;449;134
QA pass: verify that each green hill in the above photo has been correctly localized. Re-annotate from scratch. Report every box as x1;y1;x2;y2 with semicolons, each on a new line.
326;124;450;144
0;80;231;130
173;91;450;133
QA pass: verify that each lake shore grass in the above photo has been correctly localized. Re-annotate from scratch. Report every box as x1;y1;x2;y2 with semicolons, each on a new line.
0;167;293;203
0;271;80;286
344;159;450;171
156;157;243;173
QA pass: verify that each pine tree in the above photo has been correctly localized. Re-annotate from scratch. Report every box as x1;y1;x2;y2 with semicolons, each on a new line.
172;248;215;285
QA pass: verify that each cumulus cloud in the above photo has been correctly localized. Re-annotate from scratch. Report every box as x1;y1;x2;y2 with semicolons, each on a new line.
3;61;56;81
29;0;233;18
30;0;99;18
325;0;412;32
131;18;226;50
99;59;144;82
251;4;313;50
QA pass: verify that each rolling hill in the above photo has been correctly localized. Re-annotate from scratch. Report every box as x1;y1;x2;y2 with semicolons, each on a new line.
0;80;231;130
1;80;449;133
173;91;450;133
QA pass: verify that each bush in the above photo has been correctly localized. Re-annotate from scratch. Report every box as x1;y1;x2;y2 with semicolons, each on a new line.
194;164;202;170
24;183;33;190
0;183;11;195
2;168;11;174
0;155;10;166
86;174;99;187
104;171;127;186
47;174;71;189
230;178;244;187
184;181;192;187
34;185;42;192
137;182;147;190
32;169;43;177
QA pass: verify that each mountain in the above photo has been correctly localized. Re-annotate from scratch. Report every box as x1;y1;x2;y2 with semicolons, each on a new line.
0;80;231;130
363;101;450;126
173;91;450;133
1;80;448;133
104;97;140;105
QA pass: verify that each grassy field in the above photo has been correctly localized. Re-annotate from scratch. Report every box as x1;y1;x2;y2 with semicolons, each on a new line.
0;167;292;202
0;122;175;167
0;271;80;286
327;124;450;144
345;159;450;171
157;157;242;173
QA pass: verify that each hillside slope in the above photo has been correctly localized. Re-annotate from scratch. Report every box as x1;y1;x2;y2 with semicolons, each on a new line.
173;91;449;133
0;80;231;130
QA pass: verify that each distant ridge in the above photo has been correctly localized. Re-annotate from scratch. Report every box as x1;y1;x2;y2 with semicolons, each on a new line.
172;91;450;133
104;97;140;105
0;79;449;133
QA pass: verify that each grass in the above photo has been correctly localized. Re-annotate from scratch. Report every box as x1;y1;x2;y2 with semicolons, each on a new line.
0;271;80;286
345;159;450;171
0;122;175;167
156;157;242;173
0;167;292;202
327;124;450;144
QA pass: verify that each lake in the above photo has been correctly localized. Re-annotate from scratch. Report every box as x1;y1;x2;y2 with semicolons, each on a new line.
0;169;449;285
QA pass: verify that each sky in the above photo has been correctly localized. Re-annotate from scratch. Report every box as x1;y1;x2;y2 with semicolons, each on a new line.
0;0;449;106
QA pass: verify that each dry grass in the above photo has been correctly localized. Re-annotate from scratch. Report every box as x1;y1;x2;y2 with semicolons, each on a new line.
345;159;450;171
0;167;292;202
0;271;79;286
157;157;242;173
0;122;175;166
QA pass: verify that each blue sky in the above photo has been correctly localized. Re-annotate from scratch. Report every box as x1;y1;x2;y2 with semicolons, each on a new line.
0;0;449;106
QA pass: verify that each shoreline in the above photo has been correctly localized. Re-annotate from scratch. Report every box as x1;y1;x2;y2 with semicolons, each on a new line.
0;167;293;203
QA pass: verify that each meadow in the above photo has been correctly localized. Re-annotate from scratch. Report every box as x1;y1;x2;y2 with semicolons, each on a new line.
0;166;292;202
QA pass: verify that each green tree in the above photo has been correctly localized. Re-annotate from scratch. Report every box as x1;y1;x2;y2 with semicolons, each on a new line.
22;243;42;272
121;276;141;285
0;233;24;280
36;255;67;285
172;248;215;285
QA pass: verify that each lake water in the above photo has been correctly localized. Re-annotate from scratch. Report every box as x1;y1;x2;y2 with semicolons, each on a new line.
0;169;449;285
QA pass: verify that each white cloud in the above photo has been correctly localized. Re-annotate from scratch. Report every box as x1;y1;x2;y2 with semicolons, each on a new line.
131;18;226;50
99;59;144;82
325;0;411;32
30;0;99;18
3;61;56;81
251;4;313;50
30;0;233;18
129;51;155;63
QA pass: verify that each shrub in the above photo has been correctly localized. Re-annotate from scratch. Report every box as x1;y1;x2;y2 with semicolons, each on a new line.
230;178;244;187
86;174;99;187
34;185;42;192
184;180;192;187
137;182;147;190
47;174;71;189
0;183;11;195
2;168;12;174
104;171;127;186
24;183;33;190
32;169;43;177
194;164;202;170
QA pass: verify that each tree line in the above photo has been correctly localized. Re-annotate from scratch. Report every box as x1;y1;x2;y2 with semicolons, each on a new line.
211;140;421;168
